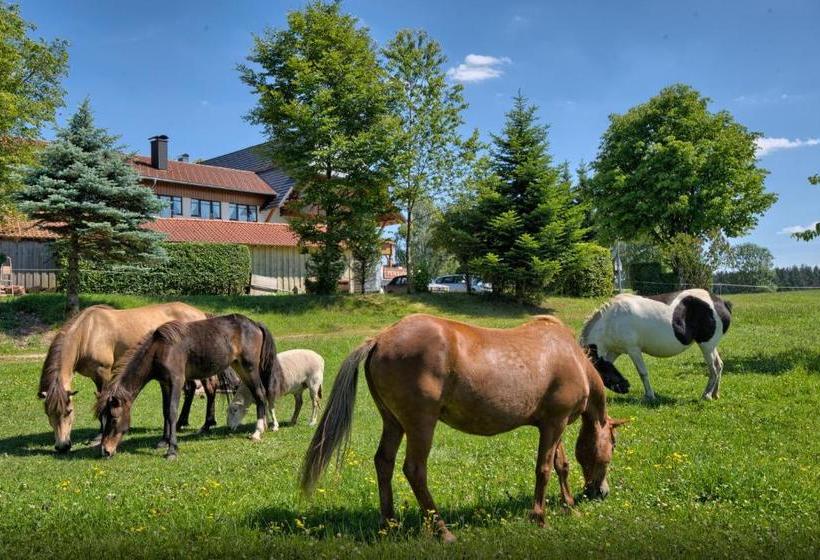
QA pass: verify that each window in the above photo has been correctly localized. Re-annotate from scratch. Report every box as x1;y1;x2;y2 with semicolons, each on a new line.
157;195;182;218
191;198;221;219
229;203;258;222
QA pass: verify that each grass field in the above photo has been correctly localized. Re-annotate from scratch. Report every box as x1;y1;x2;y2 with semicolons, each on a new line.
0;291;818;559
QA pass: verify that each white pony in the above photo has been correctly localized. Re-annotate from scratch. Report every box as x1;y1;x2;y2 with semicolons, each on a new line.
228;349;324;431
580;289;733;401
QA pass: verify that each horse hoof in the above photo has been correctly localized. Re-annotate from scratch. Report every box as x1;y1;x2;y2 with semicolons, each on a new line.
441;531;457;544
250;433;262;442
702;393;713;401
155;440;169;449
165;452;177;461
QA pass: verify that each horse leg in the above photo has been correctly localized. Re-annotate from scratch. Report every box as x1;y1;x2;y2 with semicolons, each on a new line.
712;350;724;399
177;381;195;430
156;382;171;449
403;422;455;543
308;384;321;426
268;398;279;431
89;374;107;446
374;406;405;526
290;391;303;426
531;421;564;527
700;346;721;400
165;379;183;459
627;349;656;402
553;440;576;510
198;378;217;434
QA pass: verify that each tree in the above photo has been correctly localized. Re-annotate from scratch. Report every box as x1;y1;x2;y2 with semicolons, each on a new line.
15;101;163;316
240;1;396;293
0;1;68;215
470;93;585;301
792;174;819;241
383;29;466;293
588;84;777;280
394;195;456;290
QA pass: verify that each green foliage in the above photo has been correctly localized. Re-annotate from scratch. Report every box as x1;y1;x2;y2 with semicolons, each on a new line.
0;2;68;214
628;262;678;295
661;232;733;290
551;242;614;297
589;84;776;246
456;93;585;302
61;242;250;296
383;29;466;291
240;1;396;294
712;243;776;293
15;100;163;314
792;174;819;241
394;195;455;279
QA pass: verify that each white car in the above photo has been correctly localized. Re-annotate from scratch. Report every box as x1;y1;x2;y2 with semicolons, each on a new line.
427;274;489;293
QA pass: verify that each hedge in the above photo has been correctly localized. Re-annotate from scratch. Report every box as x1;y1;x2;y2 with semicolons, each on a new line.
552;243;614;298
62;242;251;296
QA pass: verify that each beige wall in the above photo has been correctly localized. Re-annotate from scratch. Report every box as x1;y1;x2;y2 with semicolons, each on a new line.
250;246;309;293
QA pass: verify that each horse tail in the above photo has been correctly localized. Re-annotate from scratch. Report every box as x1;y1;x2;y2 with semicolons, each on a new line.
300;338;377;495
256;321;284;404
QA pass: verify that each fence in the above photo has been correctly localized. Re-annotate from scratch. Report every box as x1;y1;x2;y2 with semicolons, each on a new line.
628;280;820;294
6;269;60;292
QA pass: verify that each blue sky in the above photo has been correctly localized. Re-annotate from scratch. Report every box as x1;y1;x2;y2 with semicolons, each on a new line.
19;0;820;266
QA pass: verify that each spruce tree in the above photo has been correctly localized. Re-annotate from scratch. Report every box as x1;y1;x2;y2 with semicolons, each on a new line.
471;93;584;301
16;100;163;315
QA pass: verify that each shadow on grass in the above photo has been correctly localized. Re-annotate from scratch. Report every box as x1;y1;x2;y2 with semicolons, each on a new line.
723;349;820;376
608;393;686;408
246;492;584;543
0;426;145;457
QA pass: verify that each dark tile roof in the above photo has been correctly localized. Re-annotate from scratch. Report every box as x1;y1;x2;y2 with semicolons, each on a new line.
201;144;295;207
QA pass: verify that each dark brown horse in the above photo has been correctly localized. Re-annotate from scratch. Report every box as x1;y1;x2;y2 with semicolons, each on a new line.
95;314;284;459
301;314;626;543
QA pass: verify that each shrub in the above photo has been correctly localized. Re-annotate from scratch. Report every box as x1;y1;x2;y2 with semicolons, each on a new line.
629;262;678;295
552;243;614;298
61;242;251;296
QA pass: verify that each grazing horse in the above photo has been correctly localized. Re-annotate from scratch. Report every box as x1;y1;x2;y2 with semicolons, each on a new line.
95;314;284;459
37;302;221;453
227;349;324;431
300;314;626;543
581;289;733;401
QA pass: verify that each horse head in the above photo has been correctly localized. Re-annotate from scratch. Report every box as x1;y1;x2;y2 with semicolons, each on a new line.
586;345;630;394
576;416;628;499
39;386;78;453
97;393;133;458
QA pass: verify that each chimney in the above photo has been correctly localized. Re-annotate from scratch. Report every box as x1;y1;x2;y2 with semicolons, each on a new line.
177;153;189;163
149;135;168;170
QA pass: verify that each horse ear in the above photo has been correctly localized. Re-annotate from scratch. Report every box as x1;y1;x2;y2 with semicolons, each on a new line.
609;417;629;429
38;391;47;400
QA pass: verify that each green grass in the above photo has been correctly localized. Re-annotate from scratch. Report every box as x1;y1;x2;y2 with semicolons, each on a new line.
0;291;818;558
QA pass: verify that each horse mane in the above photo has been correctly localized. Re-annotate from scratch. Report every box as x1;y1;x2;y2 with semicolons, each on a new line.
155;320;188;344
40;305;114;416
579;299;618;346
532;314;564;326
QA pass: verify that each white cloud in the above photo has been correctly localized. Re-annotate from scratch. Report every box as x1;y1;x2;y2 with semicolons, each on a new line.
755;137;820;157
447;54;511;83
779;222;819;235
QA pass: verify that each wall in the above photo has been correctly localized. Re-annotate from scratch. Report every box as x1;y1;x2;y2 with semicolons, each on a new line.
249;246;309;293
0;240;57;291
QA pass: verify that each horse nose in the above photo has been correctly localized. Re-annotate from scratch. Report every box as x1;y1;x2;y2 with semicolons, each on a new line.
101;447;112;458
54;441;71;453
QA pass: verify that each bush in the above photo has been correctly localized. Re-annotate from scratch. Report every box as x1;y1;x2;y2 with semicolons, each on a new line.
62;242;251;296
552;243;614;298
629;262;678;295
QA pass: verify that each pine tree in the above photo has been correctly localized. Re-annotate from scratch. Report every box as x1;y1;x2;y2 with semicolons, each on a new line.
16;100;163;315
471;93;584;301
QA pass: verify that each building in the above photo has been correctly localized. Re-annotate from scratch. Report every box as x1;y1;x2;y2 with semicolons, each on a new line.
0;135;398;293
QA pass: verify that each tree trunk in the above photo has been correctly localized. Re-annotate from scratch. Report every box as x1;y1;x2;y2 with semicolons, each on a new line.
65;237;80;318
405;205;414;294
359;261;366;294
465;270;473;294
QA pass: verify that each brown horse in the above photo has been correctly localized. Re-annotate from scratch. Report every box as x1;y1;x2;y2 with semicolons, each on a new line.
38;302;221;453
301;314;626;543
95;314;284;459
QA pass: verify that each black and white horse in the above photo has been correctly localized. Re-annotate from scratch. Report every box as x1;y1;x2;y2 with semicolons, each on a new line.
581;289;733;401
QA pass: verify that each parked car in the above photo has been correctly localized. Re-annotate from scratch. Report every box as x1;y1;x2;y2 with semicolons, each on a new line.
427;274;489;293
384;274;409;294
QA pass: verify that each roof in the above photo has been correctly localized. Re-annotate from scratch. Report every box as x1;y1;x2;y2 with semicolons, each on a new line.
201;144;296;206
131;156;275;196
0;220;58;240
144;218;300;247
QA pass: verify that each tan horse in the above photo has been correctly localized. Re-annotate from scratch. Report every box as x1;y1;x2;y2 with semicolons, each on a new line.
301;314;626;543
38;302;211;452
